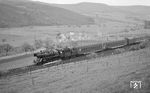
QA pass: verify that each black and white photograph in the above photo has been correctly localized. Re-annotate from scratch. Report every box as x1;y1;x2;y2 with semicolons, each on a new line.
0;0;150;93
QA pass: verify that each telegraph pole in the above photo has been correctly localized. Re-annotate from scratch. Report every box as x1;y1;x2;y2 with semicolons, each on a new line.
94;13;103;37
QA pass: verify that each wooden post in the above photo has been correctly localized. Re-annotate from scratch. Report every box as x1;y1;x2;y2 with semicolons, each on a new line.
107;37;108;41
57;63;59;71
29;69;32;75
61;61;64;69
87;60;88;72
139;55;141;63
129;56;131;62
31;77;35;86
80;88;83;93
118;57;120;65
106;61;108;67
47;67;49;71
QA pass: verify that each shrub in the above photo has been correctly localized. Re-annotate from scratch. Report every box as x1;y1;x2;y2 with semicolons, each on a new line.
44;38;54;49
139;40;150;49
21;42;34;52
128;45;139;51
0;44;14;56
34;39;44;49
2;39;7;43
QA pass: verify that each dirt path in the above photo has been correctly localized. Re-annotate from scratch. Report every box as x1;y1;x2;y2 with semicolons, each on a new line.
0;48;150;93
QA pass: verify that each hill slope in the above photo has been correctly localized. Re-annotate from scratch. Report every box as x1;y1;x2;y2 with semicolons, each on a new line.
0;0;94;28
53;2;150;23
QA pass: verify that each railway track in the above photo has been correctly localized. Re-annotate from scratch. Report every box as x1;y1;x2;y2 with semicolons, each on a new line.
0;43;145;78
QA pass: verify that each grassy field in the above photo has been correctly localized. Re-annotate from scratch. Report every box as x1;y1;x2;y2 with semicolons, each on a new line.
0;22;148;47
0;47;150;93
0;22;150;70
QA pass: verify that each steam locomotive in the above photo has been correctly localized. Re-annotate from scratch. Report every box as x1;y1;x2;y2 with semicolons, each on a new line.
33;36;150;65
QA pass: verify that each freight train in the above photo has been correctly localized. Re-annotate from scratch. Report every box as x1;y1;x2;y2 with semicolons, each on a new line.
33;36;150;65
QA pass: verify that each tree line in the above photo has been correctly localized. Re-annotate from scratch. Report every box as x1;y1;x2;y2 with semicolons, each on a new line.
0;35;79;57
0;38;55;57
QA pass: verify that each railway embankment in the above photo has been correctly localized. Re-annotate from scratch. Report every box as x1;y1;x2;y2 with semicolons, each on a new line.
0;40;150;78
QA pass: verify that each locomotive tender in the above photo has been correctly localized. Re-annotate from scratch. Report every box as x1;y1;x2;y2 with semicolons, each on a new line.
33;36;150;65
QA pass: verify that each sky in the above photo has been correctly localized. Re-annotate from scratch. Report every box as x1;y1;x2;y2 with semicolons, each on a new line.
32;0;150;6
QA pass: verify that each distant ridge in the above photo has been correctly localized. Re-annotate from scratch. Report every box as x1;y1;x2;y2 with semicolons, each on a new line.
53;2;150;23
0;0;94;28
53;2;150;15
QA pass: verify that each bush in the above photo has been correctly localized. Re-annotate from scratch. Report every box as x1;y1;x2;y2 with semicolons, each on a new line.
44;38;54;49
0;44;14;56
115;48;125;53
34;39;44;49
128;45;139;51
139;40;150;49
2;39;7;43
21;42;34;52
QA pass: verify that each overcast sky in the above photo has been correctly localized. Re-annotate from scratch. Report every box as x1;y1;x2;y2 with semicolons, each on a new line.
32;0;150;6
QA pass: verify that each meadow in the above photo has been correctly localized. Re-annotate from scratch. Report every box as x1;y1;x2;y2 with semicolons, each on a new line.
0;22;144;47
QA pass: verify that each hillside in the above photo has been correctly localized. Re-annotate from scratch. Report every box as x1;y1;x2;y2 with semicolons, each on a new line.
0;0;94;28
53;2;150;23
